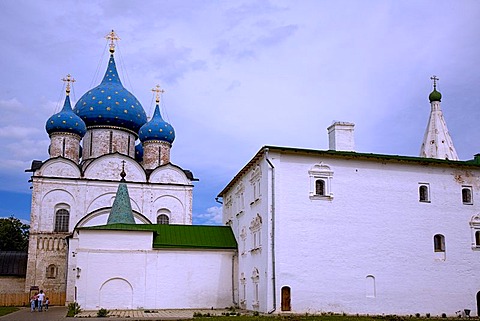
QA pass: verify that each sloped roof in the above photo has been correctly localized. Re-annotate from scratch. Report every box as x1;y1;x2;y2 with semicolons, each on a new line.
218;145;480;197
79;224;237;250
0;251;27;276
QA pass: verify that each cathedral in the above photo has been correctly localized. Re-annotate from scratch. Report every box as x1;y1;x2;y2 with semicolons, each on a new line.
19;31;480;315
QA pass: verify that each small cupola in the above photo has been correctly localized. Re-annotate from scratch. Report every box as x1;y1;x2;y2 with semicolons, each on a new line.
138;85;175;169
45;74;86;163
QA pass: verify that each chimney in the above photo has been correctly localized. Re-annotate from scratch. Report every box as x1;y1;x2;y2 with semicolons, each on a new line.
327;121;355;151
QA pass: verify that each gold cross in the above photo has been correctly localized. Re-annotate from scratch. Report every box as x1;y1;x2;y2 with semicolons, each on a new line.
430;75;439;89
151;85;165;104
61;74;76;96
105;30;120;54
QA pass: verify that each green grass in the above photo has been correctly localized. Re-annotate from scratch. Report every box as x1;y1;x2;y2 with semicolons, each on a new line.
0;307;19;317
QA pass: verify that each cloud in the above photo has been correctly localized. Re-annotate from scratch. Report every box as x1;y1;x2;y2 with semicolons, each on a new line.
194;206;223;225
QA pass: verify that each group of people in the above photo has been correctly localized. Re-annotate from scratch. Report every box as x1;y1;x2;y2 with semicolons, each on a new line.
30;290;49;312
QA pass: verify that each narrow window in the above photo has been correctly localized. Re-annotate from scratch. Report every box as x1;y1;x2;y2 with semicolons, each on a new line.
434;234;445;252
158;146;162;164
281;286;291;311
476;231;480;247
315;179;325;196
127;135;131;155
366;275;376;298
109;131;113;153
46;264;57;279
463;187;473;204
89;132;93;156
157;214;169;225
419;185;429;202
55;209;69;232
62;138;66;157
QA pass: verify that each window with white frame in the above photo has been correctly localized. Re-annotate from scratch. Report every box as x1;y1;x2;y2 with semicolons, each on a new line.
240;227;247;255
240;272;246;306
469;214;480;249
54;204;70;232
250;166;262;204
309;163;333;199
157;209;171;224
249;214;262;252
462;186;473;205
419;183;430;202
251;268;260;308
234;183;245;215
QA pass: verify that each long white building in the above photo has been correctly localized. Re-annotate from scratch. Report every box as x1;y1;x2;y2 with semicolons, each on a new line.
218;90;480;316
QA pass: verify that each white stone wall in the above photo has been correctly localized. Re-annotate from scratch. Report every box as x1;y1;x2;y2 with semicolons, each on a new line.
223;149;480;316
73;230;235;310
27;153;194;300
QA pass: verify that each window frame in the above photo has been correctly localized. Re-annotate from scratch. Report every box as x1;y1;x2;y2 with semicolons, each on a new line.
54;206;70;233
309;163;333;200
462;186;473;205
433;234;445;252
419;183;430;203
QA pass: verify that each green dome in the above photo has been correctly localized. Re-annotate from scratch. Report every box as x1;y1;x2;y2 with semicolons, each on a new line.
429;89;442;102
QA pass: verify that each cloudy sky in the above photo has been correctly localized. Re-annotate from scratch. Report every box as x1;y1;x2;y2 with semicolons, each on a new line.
1;0;479;225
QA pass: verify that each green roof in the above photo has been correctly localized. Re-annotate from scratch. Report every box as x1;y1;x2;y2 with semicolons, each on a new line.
79;224;237;250
218;145;480;197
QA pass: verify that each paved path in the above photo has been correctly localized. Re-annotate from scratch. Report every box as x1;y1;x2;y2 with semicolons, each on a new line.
0;307;67;321
0;307;241;321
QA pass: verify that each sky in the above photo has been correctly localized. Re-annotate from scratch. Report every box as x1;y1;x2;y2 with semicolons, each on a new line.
0;0;479;225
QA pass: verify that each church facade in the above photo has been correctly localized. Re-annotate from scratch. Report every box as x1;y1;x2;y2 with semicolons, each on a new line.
25;31;237;310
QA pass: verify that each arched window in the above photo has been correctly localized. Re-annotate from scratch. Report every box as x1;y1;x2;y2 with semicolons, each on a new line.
55;209;69;232
476;231;480;247
315;179;325;196
46;264;57;279
434;234;445;252
419;184;429;202
157;214;169;225
463;187;473;204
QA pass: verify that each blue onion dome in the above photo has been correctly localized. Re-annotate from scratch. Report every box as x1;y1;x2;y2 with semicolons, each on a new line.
46;94;87;137
73;54;147;134
135;143;143;162
138;104;175;144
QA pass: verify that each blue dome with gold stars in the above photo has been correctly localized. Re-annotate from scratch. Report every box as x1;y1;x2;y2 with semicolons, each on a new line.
135;143;143;162
138;104;175;144
74;54;147;134
46;95;87;137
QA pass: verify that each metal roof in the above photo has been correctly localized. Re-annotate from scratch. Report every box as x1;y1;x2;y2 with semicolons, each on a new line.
217;145;480;197
0;251;27;276
80;224;237;250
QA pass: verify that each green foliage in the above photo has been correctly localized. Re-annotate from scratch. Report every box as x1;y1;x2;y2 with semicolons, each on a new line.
66;301;81;317
97;308;109;317
0;216;29;251
0;307;19;317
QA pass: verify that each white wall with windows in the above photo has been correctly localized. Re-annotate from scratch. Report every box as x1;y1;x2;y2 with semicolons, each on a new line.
221;147;480;316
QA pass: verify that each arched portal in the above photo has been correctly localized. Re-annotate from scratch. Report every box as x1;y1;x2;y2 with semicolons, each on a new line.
99;278;133;309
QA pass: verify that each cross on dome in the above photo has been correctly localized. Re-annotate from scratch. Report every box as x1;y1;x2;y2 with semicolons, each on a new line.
105;29;120;54
430;75;439;89
61;74;75;96
120;160;126;182
152;85;165;104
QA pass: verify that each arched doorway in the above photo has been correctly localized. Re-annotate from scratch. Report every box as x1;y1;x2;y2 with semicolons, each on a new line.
281;286;291;311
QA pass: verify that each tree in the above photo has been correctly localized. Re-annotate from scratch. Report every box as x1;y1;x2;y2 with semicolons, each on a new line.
0;216;29;251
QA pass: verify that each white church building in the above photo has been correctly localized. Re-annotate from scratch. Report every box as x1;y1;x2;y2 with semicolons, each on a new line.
24;31;480;316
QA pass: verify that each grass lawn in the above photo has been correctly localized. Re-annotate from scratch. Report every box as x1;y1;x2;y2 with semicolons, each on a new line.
0;307;19;317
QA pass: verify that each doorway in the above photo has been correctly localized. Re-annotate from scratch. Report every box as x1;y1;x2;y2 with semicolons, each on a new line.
281;286;291;311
